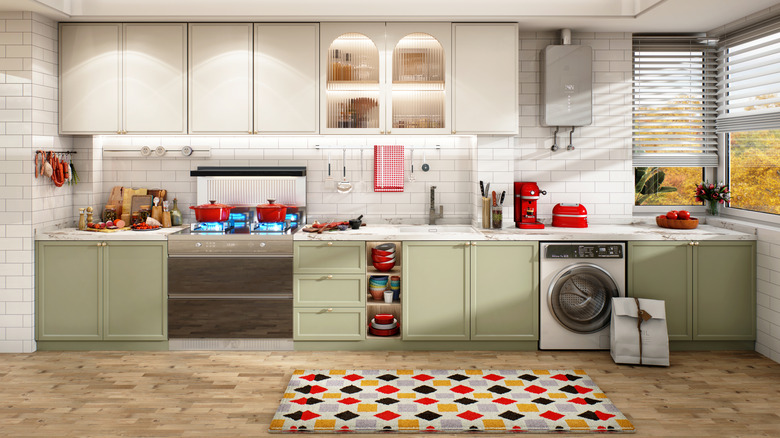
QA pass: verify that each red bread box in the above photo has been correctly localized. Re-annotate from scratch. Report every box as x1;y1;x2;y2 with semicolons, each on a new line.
552;203;588;228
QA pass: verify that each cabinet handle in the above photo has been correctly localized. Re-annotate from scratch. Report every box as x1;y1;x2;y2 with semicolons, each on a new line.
254;131;259;134
123;130;127;134
694;241;699;246
452;130;456;134
689;241;694;246
326;308;333;312
103;242;107;246
116;130;121;135
326;275;333;279
96;242;101;247
386;130;391;134
327;242;333;246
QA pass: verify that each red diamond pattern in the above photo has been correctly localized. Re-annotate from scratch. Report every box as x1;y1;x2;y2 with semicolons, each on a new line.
414;397;438;405
457;410;484;421
300;410;320;421
568;397;587;405
595;411;616;421
573;385;593;394
376;385;400;394
450;385;474;394
308;385;327;394
412;373;434;381
524;385;547;394
375;410;401;421
300;374;317;381
290;397;308;405
492;397;517;405
337;397;360;405
540;410;565;421
344;374;364;382
551;373;569;381
483;373;505;381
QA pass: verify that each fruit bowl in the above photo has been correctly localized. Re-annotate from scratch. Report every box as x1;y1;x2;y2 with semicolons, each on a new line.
656;215;699;229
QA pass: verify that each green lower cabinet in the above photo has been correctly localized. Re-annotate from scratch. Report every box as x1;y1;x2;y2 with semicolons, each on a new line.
628;240;755;342
294;308;365;340
403;241;470;341
471;242;538;341
294;274;366;307
36;240;168;347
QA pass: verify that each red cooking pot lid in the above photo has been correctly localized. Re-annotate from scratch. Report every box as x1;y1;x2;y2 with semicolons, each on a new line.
258;198;286;209
191;200;233;209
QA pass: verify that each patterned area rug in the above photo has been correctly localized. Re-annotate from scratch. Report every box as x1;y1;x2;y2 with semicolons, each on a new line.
270;369;635;433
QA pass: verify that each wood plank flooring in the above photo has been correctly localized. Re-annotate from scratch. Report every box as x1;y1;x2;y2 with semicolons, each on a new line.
0;350;778;437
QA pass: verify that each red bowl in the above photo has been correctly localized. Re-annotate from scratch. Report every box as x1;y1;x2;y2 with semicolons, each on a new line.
369;325;400;336
373;261;395;271
372;248;395;257
372;254;396;263
374;314;395;324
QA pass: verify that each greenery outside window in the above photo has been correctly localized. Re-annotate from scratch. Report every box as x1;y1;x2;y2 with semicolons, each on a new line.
632;36;717;207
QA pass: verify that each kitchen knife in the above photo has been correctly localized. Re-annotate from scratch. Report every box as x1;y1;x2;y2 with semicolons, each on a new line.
479;181;484;197
499;191;505;206
492;191;497;206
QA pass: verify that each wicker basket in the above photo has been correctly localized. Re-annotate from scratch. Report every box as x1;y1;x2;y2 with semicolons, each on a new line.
656;215;699;229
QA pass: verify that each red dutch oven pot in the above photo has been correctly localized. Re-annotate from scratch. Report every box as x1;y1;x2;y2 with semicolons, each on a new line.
190;200;234;222
256;198;288;222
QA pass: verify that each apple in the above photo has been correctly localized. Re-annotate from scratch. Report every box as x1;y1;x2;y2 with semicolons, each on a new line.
106;220;114;227
666;210;678;220
677;210;691;220
87;222;95;228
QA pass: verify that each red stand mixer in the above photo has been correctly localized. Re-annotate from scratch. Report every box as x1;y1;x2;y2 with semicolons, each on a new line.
514;182;547;229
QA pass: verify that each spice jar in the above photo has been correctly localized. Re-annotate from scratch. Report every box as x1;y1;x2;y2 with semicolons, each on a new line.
78;208;86;230
103;205;117;222
139;205;151;223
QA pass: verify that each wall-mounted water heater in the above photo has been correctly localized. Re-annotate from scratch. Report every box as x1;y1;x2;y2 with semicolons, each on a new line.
540;30;593;127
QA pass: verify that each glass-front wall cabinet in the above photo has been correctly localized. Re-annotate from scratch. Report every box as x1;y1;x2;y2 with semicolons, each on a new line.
321;23;451;135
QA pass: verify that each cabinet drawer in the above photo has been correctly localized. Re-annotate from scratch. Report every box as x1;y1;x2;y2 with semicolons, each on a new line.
294;274;365;307
293;308;365;341
294;241;365;273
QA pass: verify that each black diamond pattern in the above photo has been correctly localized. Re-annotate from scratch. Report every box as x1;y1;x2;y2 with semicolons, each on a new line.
518;374;538;381
579;411;600;421
454;397;477;405
294;385;314;394
415;410;442;421
564;374;582;381
376;397;400;405
413;385;436;394
303;397;323;405
498;410;525;421
340;385;363;394
284;410;304;421
377;374;399;382
582;397;602;405
487;385;511;394
448;373;469;381
311;373;331;381
559;385;579;394
532;397;554;405
334;411;359;421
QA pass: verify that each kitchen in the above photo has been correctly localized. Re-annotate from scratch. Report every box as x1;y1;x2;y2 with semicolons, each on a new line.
2;0;780;435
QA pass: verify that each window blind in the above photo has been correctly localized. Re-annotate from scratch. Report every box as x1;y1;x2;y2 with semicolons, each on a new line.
716;17;780;132
632;36;718;167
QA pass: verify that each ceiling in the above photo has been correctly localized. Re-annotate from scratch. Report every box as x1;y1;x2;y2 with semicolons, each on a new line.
3;0;780;33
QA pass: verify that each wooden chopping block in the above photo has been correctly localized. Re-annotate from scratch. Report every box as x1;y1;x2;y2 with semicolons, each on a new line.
107;186;124;215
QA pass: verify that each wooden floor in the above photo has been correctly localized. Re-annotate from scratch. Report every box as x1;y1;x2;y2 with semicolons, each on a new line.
0;350;779;437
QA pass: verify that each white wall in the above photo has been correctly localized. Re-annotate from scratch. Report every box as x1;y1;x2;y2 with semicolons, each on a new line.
0;12;72;353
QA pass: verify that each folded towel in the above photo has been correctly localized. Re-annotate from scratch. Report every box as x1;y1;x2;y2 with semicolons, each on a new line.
374;145;404;192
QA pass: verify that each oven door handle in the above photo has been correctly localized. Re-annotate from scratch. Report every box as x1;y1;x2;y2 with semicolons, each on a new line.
168;293;293;300
167;254;293;259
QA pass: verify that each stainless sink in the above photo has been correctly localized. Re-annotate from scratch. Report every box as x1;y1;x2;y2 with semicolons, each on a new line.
398;225;477;234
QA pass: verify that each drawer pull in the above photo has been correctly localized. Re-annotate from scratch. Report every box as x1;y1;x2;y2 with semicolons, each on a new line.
326;275;333;279
689;241;694;246
327;308;333;312
327;242;333;246
694;241;699;246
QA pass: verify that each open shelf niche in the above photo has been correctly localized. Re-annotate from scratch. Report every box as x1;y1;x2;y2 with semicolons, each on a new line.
366;241;402;339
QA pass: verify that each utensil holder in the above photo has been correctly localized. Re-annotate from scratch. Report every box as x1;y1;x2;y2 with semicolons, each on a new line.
492;205;503;229
481;197;491;229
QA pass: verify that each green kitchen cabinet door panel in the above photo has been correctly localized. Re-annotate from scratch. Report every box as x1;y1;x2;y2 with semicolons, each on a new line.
103;242;167;340
403;241;470;341
471;242;538;340
294;274;366;307
628;241;693;341
36;241;102;341
294;241;365;274
294;308;365;340
694;241;756;340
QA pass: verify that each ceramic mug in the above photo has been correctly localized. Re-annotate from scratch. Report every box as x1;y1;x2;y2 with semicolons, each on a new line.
384;290;393;303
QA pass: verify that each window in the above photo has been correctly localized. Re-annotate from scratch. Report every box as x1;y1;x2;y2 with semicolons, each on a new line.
718;19;780;218
632;36;717;206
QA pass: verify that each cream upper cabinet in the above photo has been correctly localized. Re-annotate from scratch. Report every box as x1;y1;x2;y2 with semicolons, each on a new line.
123;24;187;134
189;23;253;134
254;24;319;134
453;23;519;135
385;22;451;135
60;24;121;134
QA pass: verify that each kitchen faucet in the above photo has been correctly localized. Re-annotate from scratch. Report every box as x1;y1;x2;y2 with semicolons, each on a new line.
429;185;444;225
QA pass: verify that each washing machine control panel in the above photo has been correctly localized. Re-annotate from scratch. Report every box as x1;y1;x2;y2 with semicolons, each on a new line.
545;244;623;259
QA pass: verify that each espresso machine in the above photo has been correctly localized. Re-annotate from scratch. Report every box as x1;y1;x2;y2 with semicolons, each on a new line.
514;182;547;229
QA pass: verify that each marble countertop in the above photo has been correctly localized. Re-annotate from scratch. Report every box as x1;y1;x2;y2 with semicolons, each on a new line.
293;222;755;242
36;226;187;241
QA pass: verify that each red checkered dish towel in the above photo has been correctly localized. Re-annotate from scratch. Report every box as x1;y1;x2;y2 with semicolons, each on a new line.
374;145;404;192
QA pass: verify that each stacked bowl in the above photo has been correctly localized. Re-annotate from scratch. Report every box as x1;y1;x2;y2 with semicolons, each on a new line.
368;275;389;301
372;243;396;271
369;313;399;336
389;275;400;300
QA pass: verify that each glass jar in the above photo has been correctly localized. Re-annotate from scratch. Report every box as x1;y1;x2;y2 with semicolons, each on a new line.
103;205;117;222
139;205;151;223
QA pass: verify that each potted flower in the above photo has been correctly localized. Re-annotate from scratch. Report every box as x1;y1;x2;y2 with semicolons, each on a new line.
695;182;730;216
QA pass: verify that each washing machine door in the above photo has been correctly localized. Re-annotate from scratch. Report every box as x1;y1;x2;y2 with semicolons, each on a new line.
548;263;619;334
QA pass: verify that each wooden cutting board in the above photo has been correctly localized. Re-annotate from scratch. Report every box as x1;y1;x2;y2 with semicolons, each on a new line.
83;227;131;233
107;186;124;215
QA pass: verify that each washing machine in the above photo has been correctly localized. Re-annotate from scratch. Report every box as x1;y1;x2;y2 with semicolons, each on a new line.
539;242;626;350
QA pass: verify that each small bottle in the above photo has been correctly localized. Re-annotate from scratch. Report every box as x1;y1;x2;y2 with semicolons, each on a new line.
170;198;183;226
78;208;86;230
342;53;353;81
330;49;342;81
